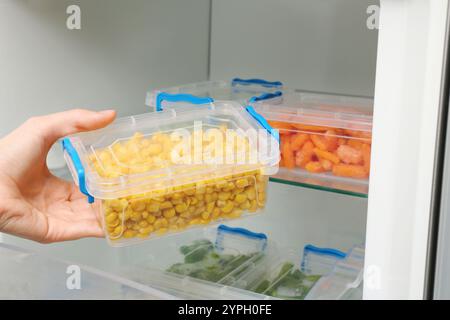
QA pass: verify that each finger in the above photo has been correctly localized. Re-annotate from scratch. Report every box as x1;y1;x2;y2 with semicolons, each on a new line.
29;109;116;147
45;218;105;243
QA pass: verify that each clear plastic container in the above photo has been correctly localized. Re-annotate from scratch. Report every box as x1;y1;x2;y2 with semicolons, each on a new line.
234;243;348;300
62;98;279;247
120;225;268;285
250;90;373;195
305;245;365;300
146;78;283;111
114;224;358;300
0;243;176;299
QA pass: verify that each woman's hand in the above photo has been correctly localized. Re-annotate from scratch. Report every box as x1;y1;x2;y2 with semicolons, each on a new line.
0;109;116;243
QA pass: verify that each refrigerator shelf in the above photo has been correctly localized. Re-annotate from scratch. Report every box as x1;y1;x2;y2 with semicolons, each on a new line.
269;169;368;198
0;243;176;300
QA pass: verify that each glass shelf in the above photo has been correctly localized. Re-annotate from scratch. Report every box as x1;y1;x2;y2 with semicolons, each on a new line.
269;168;368;198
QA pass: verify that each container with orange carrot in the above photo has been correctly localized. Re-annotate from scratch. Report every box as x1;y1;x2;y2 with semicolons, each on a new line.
250;91;373;192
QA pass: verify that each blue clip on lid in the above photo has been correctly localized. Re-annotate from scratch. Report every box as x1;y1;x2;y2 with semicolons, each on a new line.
231;78;283;88
62;138;94;203
303;244;347;259
245;105;280;143
156;92;214;112
217;224;267;241
249;91;283;103
216;225;268;251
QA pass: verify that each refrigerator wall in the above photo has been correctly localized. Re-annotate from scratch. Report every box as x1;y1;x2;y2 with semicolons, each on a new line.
0;0;211;169
209;0;378;96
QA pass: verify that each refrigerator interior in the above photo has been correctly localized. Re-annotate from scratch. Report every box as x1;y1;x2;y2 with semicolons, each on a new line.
0;0;381;299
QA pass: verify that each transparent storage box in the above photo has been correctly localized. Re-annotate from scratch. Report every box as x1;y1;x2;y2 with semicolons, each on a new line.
0;243;176;299
62;98;279;247
250;90;373;195
114;224;361;300
305;245;365;300
146;78;283;111
117;224;271;299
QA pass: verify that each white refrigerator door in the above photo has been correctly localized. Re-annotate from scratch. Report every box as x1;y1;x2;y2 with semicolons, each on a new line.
365;0;449;299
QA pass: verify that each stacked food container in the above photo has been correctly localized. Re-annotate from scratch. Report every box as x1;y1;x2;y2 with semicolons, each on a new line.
115;225;364;300
145;78;283;111
58;77;370;299
62;90;279;247
249;90;373;196
147;80;373;196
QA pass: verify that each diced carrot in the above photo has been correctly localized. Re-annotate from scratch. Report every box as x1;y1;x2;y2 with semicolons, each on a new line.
305;161;325;173
281;136;295;169
279;157;285;167
332;164;368;179
279;130;292;136
336;145;363;165
295;141;315;168
344;129;372;142
320;159;333;171
338;138;347;146
310;134;328;150
310;130;340;152
362;143;371;172
290;133;310;151
313;148;340;165
268;120;295;131
324;130;339;151
347;140;364;150
292;124;329;132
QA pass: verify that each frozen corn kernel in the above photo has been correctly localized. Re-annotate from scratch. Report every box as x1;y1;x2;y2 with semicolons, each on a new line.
156;228;168;236
204;193;215;203
234;193;247;204
163;208;176;218
235;178;249;188
174;203;188;213
123;230;137;239
131;200;146;212
228;209;243;219
240;200;251;210
112;225;124;236
201;211;211;220
139;225;154;235
222;201;234;214
246;187;256;201
189;218;202;225
160;202;172;210
138;220;149;228
108;219;120;228
96;130;269;243
105;212;118;224
130;211;142;222
154;218;168;229
146;214;156;224
147;202;160;213
218;192;231;201
212;208;221;219
249;200;258;212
